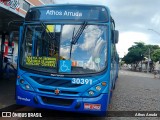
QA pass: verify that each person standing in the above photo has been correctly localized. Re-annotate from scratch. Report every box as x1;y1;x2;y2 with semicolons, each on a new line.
154;61;160;78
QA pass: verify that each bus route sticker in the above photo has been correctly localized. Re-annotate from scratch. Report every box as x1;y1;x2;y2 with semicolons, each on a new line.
59;60;71;72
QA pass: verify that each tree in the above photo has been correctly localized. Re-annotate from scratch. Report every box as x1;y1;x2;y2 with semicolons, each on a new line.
143;45;160;58
151;49;160;62
122;42;145;70
122;42;160;71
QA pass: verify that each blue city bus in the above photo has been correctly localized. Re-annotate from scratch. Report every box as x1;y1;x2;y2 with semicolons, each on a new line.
15;4;119;115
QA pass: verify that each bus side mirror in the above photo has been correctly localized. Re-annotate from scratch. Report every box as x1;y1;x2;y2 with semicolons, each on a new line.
8;31;19;46
8;20;23;46
114;30;119;44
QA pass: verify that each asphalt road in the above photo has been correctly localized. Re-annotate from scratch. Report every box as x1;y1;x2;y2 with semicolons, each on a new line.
1;70;160;120
107;70;160;120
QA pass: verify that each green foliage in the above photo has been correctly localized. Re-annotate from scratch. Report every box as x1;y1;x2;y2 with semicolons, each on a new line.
122;42;160;64
151;49;160;62
144;45;160;56
122;42;145;64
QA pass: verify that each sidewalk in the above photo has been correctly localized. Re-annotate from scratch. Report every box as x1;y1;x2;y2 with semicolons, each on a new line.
119;69;156;79
0;75;16;109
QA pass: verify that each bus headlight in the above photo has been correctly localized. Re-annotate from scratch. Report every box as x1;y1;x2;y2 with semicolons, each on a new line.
88;90;94;96
82;82;107;97
25;84;30;89
96;86;101;91
20;79;24;84
18;79;34;91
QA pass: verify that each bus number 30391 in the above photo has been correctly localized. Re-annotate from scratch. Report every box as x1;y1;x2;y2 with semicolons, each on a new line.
72;78;92;85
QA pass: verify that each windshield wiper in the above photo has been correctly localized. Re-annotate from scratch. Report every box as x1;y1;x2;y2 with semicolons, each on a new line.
71;21;87;44
69;21;87;59
40;21;55;43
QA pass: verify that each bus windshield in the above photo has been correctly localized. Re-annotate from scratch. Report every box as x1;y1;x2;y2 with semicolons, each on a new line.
20;23;108;74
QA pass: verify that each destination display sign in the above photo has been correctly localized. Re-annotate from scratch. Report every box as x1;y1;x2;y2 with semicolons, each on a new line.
25;5;109;22
26;56;56;67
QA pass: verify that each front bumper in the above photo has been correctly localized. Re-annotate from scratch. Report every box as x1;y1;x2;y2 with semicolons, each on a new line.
16;85;109;114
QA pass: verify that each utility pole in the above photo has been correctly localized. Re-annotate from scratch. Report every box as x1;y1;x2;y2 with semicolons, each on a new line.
147;48;150;73
148;28;160;73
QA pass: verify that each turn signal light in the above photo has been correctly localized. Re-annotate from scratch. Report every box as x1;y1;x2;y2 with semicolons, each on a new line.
102;82;107;86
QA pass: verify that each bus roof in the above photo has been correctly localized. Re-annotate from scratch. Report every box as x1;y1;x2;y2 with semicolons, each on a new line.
29;4;110;10
25;4;110;22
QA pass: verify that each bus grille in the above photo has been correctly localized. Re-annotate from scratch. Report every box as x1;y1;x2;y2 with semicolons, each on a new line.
38;88;79;95
41;96;74;106
30;76;81;87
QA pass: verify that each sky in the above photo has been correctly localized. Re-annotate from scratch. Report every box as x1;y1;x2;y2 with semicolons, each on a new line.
55;0;160;58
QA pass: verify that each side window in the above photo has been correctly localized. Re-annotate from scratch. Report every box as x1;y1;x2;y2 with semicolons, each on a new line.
111;22;115;61
111;21;115;43
111;44;115;61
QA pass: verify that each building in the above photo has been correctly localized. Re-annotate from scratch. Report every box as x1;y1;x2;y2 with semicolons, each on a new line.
0;0;54;74
19;0;55;16
0;0;55;32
